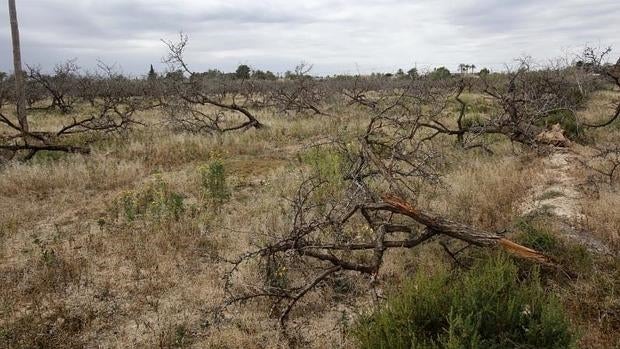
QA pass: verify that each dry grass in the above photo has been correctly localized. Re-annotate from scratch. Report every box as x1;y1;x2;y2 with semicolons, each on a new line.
0;154;145;196
578;90;620;124
582;189;620;251
435;154;539;231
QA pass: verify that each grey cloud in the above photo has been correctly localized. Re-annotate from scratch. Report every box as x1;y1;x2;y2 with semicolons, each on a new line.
1;0;619;76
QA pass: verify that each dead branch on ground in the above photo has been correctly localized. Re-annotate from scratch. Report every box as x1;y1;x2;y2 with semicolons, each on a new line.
221;90;551;334
160;33;264;133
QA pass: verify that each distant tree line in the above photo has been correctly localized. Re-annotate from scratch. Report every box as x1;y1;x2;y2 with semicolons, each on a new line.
140;62;499;83
1;61;500;86
146;63;278;81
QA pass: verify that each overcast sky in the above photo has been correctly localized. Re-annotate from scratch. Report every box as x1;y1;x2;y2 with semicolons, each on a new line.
1;0;619;76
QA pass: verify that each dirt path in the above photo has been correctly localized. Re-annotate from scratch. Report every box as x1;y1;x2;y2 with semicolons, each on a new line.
521;150;584;219
519;147;609;253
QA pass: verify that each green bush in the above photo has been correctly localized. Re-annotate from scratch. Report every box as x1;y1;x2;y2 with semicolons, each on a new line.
199;160;230;210
516;220;592;273
460;115;486;130
516;220;559;252
31;150;69;164
536;110;584;141
300;148;346;201
353;256;575;349
265;257;289;290
116;176;184;221
301;148;344;182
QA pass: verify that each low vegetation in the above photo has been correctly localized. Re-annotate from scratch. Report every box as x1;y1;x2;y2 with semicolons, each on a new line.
354;255;575;349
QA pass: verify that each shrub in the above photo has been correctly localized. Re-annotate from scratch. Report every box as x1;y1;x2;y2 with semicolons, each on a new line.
460;115;486;129
536;110;584;141
300;147;346;201
516;220;559;252
116;176;184;221
516;219;592;273
301;148;344;183
353;256;575;349
265;257;289;290
31;150;68;164
199;160;230;210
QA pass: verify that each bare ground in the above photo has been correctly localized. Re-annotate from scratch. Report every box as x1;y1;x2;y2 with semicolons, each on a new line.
519;145;612;254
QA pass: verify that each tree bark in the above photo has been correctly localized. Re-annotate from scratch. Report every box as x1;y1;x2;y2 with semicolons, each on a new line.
8;0;29;132
381;195;551;264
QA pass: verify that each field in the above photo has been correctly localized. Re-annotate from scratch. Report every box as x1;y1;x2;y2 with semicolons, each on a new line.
1;55;620;348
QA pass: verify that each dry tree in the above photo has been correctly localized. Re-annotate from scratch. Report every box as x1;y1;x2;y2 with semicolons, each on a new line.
338;74;393;109
579;47;620;128
160;33;264;133
477;61;578;146
26;59;80;114
572;48;620;186
269;63;332;116
0;73;10;111
394;54;617;151
221;84;550;335
409;63;583;149
0;62;148;160
53;62;148;135
580;144;620;185
24;76;49;109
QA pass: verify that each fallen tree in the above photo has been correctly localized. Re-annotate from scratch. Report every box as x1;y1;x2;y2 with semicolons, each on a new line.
221;86;551;335
26;60;80;114
0;63;149;160
160;33;264;133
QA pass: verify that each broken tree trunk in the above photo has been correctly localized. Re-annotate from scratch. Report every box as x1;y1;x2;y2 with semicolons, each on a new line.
381;195;551;264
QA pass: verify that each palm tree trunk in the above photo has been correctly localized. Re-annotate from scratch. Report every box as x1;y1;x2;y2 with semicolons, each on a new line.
8;0;29;132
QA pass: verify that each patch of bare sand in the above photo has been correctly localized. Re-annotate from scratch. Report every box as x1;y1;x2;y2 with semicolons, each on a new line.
519;147;610;253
